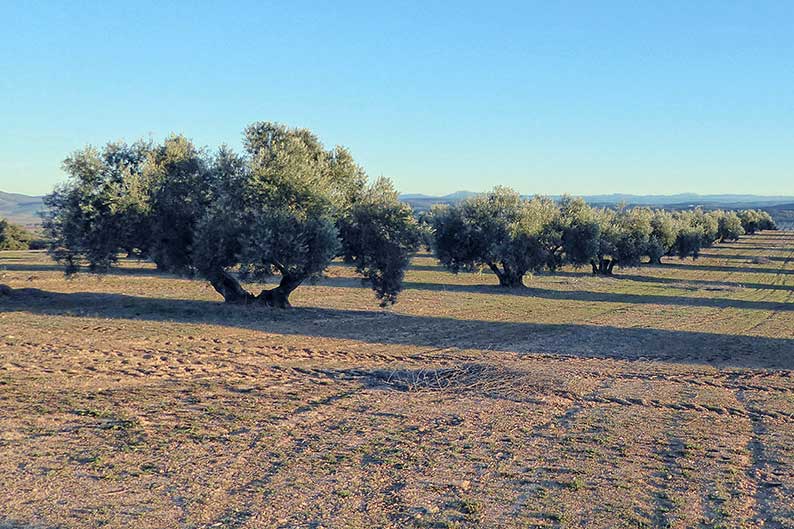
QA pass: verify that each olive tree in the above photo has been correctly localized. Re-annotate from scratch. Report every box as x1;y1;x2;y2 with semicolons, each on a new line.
431;187;556;287
0;219;32;250
43;141;153;273
738;209;776;234
647;210;678;264
590;207;652;275
338;178;421;306
191;123;366;307
45;123;419;308
144;135;213;273
558;196;601;269
716;211;744;242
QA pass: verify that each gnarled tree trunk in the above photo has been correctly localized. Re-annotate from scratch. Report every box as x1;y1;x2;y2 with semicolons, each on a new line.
591;257;616;275
487;262;525;287
256;274;303;308
208;268;256;304
207;268;304;308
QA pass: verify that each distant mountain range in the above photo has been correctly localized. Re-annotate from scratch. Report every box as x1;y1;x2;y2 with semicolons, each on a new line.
0;191;44;227
399;191;794;210
2;190;793;228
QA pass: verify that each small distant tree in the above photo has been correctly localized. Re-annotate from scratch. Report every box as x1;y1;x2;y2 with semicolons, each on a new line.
558;196;601;270
0;219;32;250
758;210;777;231
647;210;678;264
716;211;744;242
338;178;422;305
669;209;719;260
673;226;704;259
737;209;761;234
694;209;719;248
590;207;652;275
737;209;776;234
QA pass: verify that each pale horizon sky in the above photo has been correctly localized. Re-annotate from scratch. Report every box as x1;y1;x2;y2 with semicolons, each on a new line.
2;1;794;197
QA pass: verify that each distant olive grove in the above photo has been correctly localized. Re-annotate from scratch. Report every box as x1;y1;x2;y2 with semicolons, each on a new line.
41;123;777;303
429;187;776;286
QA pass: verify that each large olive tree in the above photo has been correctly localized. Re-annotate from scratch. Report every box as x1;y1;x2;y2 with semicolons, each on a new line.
45;123;419;308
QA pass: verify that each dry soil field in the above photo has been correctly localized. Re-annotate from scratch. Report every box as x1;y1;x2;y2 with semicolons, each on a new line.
1;231;793;529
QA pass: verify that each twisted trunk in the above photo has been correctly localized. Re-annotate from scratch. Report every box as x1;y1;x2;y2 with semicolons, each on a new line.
208;268;255;304
591;257;616;275
207;268;304;308
487;261;525;287
256;274;303;308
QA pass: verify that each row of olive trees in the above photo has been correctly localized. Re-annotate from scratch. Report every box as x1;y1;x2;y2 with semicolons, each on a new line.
429;187;776;286
0;218;34;250
44;123;422;307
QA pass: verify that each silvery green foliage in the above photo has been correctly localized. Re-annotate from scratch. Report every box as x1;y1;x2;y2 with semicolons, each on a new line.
44;140;153;273
46;123;420;307
648;210;678;263
0;218;31;250
559;196;600;268
431;187;561;287
339;178;421;306
738;209;776;234
716;210;744;242
192;123;418;306
192;123;361;305
591;206;653;272
145;135;212;274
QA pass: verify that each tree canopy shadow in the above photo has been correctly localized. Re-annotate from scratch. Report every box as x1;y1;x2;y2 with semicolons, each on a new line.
715;243;791;251
697;253;790;263
2;287;792;370
316;276;794;312
554;270;794;293
648;261;794;275
0;262;164;277
0;520;61;529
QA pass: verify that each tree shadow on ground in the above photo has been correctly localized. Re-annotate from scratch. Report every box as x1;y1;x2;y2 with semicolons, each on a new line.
714;243;792;251
0;520;60;529
0;262;164;277
644;261;794;275
697;253;791;263
551;270;794;292
2;287;792;370
317;276;794;312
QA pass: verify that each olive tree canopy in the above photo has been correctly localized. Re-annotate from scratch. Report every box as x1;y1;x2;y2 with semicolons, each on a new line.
45;123;420;308
431;187;559;287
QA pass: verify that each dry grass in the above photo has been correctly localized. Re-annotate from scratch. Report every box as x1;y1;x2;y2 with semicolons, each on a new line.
1;231;793;528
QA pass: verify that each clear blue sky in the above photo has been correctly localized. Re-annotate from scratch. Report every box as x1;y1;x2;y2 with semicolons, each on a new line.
2;1;793;196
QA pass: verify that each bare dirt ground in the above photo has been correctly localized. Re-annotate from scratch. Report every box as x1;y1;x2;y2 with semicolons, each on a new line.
1;231;793;529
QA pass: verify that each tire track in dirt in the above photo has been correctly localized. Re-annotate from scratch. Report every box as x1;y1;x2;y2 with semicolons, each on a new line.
502;409;598;526
735;386;794;528
313;366;794;425
191;381;365;528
